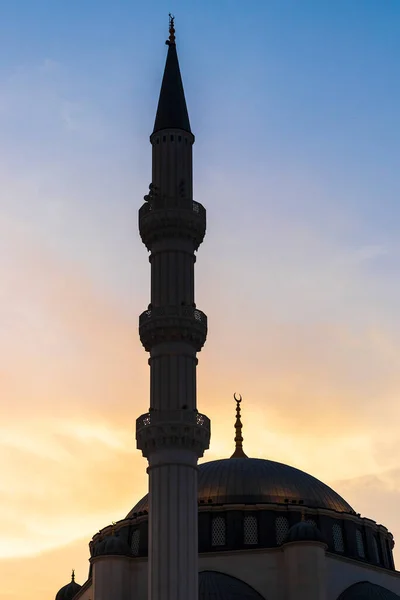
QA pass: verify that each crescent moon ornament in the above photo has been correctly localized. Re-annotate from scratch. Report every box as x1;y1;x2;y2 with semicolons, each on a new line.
234;393;242;403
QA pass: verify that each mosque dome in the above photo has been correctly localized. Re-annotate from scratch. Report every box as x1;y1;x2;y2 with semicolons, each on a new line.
92;537;106;557
128;456;353;516
284;520;327;545
199;571;265;599
101;532;132;557
129;396;353;516
55;571;81;600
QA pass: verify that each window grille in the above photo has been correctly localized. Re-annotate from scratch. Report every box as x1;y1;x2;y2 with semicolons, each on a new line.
356;530;365;558
275;516;289;545
211;516;226;546
306;519;317;528
332;523;344;552
131;529;140;556
244;515;258;545
373;536;380;563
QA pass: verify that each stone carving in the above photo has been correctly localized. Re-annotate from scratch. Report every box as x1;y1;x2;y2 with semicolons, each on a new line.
136;409;210;458
139;200;206;251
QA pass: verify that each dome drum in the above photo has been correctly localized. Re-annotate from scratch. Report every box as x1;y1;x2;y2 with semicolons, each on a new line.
112;506;395;571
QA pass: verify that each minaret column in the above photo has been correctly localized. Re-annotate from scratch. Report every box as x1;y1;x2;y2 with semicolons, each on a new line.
136;16;210;600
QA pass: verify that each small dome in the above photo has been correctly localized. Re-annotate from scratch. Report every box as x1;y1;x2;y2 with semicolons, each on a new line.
338;582;400;600
102;532;131;557
55;571;81;600
199;571;265;599
284;520;326;545
92;537;106;557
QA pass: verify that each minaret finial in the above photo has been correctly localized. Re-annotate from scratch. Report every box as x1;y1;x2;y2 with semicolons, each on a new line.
230;393;248;458
71;569;75;582
167;13;176;45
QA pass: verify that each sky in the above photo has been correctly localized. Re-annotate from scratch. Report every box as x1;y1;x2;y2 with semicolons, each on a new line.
0;0;399;598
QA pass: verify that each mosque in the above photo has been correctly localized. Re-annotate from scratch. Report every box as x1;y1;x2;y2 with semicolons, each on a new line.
55;17;400;600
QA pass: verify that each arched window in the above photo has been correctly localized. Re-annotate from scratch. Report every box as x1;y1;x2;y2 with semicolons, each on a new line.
275;516;289;545
244;515;258;545
372;536;380;563
211;516;226;547
356;530;365;558
332;523;344;552
131;529;140;556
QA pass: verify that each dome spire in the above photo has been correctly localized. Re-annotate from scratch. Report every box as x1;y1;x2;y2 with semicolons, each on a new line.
230;393;248;458
71;569;75;582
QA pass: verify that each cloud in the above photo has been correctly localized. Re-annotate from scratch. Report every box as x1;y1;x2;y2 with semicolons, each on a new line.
0;59;108;143
0;418;147;558
333;469;400;563
0;536;91;600
0;221;149;559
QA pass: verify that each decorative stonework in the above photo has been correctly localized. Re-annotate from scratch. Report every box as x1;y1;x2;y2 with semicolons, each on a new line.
139;305;207;351
136;409;210;458
139;200;206;250
244;515;258;545
211;516;226;546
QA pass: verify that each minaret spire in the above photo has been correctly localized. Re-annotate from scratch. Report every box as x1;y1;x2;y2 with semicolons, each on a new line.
230;393;248;458
136;20;210;600
153;15;191;134
167;13;176;45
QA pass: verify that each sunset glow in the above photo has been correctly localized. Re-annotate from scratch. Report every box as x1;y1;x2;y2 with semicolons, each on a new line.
0;1;399;598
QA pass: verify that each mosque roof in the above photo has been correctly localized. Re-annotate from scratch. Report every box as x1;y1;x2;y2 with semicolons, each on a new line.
128;456;353;516
199;571;265;600
338;582;400;600
153;15;191;135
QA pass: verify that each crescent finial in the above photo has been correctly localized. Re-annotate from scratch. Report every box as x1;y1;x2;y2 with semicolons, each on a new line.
230;393;248;459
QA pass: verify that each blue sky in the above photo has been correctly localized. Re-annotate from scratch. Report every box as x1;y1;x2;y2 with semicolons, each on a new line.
1;2;400;597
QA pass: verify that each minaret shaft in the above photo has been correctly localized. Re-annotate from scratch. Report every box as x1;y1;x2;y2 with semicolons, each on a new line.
149;343;197;411
150;245;195;307
151;131;194;200
148;450;199;600
136;26;210;600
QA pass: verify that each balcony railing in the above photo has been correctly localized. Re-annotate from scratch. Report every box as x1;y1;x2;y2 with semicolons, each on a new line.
139;305;207;328
136;410;210;433
139;199;205;219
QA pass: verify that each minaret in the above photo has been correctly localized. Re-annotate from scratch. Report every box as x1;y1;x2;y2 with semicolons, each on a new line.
136;16;210;600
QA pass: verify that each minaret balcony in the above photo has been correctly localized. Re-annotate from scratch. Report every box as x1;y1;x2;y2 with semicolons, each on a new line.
139;305;207;351
136;409;211;458
138;199;206;250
